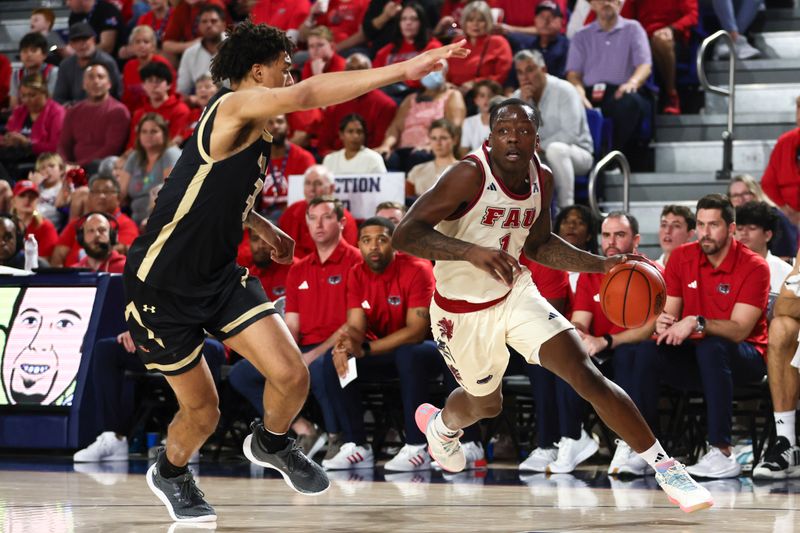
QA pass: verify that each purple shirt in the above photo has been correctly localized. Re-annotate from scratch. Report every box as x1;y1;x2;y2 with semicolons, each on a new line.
565;16;651;87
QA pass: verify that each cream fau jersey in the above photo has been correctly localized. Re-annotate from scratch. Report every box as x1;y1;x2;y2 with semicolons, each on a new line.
434;143;542;303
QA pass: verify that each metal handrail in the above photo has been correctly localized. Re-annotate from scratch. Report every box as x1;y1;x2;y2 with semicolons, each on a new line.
697;30;736;180
588;150;630;220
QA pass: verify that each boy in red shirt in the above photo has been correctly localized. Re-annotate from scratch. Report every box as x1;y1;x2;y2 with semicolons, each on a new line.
127;61;190;148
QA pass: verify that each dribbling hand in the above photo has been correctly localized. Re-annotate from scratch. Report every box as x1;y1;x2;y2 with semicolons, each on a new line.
602;253;657;273
404;40;470;81
465;245;521;287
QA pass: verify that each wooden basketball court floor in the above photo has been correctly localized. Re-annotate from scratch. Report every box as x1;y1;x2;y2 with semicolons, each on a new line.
1;457;798;533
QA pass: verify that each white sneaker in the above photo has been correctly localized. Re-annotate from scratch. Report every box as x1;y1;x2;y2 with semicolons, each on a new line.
461;441;487;469
734;34;760;59
321;442;374;470
73;432;128;462
714;41;731;60
655;460;714;513
384;444;431;472
546;430;599;474
608;440;650;476
519;447;557;472
685;446;742;479
415;404;465;473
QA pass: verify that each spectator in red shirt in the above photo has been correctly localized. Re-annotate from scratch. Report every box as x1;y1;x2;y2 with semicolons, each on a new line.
299;0;370;54
242;228;292;303
372;3;442;97
301;26;346;81
495;0;569;51
316;53;397;157
251;0;311;44
761;102;800;223
172;73;216;147
656;204;696;268
620;0;698;114
325;217;484;471
278;165;358;258
259;114;316;221
74;212;127;272
120;25;175;112
136;0;173;47
445;1;512;91
632;194;769;479
10;180;59;260
162;0;227;57
51;175;139;267
127;61;190;149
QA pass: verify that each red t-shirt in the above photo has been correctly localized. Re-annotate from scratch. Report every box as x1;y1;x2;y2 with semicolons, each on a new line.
25;218;59;259
56;209;139;267
619;0;697;43
347;253;434;339
261;142;316;211
285;239;362;345
573;272;626;337
521;256;573;313
301;53;346;80
446;34;512;86
314;0;370;44
163;0;227;43
373;38;442;89
121;55;176;113
277;200;359;259
251;0;311;30
666;240;770;355
128;94;191;148
137;8;173;43
75;249;127;273
761;128;800;211
316;90;397;156
287;108;324;147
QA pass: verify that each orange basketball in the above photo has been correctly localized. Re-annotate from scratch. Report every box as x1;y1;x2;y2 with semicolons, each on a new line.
599;260;666;329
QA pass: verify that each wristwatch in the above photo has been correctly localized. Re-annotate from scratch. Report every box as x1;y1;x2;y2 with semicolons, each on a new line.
361;341;372;356
694;315;706;335
603;333;613;350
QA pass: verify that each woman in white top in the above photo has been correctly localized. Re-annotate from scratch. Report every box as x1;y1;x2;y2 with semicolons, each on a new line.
405;118;459;197
460;79;502;153
322;114;387;174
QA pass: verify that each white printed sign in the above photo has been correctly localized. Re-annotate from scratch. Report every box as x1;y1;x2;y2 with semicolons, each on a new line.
286;173;405;219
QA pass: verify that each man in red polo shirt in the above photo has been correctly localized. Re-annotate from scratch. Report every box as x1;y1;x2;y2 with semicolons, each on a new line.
316;54;397;157
326;217;484;471
74;212;127;272
632;194;769;479
570;212;659;477
277;165;358;258
51;175;139;267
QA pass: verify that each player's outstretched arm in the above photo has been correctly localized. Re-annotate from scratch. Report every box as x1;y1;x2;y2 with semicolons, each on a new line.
523;166;607;273
230;41;470;122
393;162;521;286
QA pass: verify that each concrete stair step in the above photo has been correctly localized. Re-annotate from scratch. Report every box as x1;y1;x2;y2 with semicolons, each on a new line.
655;112;795;142
704;82;800;115
653;139;776;173
762;7;800;31
706;58;800;84
602;173;727;202
753;31;800;59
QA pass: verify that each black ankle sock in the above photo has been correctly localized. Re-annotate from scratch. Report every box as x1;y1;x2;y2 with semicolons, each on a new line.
256;423;289;453
158;452;189;479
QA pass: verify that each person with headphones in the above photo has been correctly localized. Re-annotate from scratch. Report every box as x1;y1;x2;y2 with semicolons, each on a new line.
74;212;125;273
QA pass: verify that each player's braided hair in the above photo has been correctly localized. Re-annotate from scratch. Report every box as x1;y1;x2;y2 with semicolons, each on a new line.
210;21;295;84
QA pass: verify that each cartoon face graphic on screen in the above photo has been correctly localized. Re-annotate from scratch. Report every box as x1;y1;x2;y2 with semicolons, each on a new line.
0;287;96;406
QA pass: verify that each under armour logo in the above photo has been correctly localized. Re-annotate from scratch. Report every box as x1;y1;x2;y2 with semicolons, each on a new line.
548;312;557;320
142;304;156;313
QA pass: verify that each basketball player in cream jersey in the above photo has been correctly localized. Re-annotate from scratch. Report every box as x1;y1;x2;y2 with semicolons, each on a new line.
393;99;713;513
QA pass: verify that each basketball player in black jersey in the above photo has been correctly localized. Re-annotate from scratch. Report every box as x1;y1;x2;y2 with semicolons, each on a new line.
122;21;469;523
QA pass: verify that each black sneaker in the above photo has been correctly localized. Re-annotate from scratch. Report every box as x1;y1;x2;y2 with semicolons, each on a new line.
243;422;331;495
146;449;216;522
753;436;800;479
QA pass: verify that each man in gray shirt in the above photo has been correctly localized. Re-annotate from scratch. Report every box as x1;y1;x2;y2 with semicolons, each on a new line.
512;50;594;209
53;22;121;105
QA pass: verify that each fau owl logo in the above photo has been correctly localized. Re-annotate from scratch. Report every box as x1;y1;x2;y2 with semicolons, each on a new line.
480;207;537;228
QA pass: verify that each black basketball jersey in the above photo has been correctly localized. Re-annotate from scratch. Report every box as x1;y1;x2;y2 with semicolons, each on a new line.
125;87;271;296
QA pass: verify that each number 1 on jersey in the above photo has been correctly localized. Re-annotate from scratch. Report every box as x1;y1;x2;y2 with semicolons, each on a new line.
499;233;511;252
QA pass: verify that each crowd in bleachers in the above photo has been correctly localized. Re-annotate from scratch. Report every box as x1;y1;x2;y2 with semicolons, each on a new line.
1;0;799;481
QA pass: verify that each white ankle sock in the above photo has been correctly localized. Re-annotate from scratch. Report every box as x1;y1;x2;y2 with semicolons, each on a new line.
638;440;671;470
433;411;459;437
774;410;797;445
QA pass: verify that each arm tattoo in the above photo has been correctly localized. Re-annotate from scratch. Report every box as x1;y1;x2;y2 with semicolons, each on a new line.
394;221;474;261
527;233;606;273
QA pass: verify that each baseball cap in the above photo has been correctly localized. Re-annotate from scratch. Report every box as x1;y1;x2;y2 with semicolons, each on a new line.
536;1;563;18
13;180;40;197
68;22;96;41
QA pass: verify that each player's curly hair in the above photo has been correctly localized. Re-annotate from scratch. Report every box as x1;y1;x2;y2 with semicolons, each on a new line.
210;21;294;84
